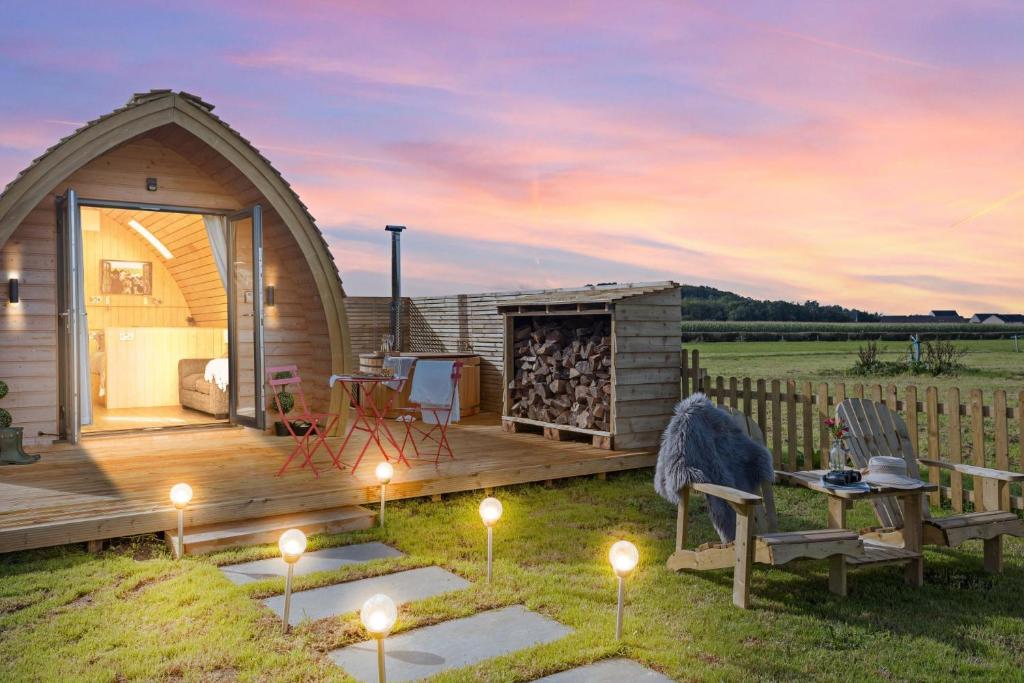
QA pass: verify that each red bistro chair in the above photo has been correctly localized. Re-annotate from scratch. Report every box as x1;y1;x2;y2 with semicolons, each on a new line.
397;360;463;465
267;365;341;477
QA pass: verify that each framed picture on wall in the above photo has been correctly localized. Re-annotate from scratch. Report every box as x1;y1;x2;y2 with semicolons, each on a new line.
100;259;153;295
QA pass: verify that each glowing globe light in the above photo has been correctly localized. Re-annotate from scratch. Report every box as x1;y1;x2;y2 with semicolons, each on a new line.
169;483;193;509
375;461;394;485
479;497;503;527
609;540;639;577
361;593;398;637
278;528;307;564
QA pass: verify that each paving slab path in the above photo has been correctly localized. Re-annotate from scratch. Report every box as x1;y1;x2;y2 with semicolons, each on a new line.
220;542;403;585
533;658;674;682
263;566;469;627
329;605;572;683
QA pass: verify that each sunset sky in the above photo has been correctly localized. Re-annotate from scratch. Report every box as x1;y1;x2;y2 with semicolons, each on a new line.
1;1;1022;314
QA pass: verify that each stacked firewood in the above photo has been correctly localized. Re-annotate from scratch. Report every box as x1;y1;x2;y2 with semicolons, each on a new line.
507;316;612;431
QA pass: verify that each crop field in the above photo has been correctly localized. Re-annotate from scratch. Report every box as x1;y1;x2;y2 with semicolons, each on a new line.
682;321;1024;342
685;338;1024;396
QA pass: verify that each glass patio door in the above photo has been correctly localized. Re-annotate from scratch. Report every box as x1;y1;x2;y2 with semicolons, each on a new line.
55;189;90;443
227;205;265;429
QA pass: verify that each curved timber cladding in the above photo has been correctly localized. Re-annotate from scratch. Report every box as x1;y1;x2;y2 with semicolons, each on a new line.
0;91;350;442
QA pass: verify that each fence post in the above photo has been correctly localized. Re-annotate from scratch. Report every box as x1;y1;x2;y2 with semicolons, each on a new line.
715;376;725;406
948;387;964;512
817;382;830;459
742;377;752;417
756;379;767;436
786;380;798;471
801;381;814;468
926;387;941;508
905;385;919;465
681;347;688;397
994;390;1009;509
770;379;782;470
728;377;738;410
970;389;985;468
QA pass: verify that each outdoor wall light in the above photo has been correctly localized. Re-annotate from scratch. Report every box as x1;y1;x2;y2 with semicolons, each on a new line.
146;177;158;191
265;285;276;307
169;483;193;559
7;278;18;304
608;540;639;640
375;462;394;527
360;593;398;683
278;528;308;633
479;497;503;583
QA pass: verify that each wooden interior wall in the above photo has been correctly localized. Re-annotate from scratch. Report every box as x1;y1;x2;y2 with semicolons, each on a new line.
101;208;226;328
99;327;227;409
0;124;335;443
83;211;192;330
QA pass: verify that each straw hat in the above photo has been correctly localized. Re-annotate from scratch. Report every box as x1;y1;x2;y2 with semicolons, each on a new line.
862;456;921;489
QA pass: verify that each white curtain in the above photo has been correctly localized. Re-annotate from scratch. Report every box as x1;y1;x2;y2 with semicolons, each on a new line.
203;215;229;288
74;223;92;426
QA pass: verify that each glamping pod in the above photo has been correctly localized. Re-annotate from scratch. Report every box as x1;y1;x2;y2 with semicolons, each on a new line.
0;90;350;444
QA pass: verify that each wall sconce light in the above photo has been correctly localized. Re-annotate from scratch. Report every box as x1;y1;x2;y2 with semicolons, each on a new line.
265;285;276;307
146;177;158;191
7;278;18;304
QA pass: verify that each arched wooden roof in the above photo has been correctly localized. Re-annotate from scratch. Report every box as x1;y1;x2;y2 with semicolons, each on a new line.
0;90;351;411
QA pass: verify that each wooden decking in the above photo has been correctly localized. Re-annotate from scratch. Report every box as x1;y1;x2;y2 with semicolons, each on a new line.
0;414;655;553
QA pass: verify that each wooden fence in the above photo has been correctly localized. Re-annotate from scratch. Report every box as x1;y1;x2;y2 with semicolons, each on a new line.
681;349;1024;513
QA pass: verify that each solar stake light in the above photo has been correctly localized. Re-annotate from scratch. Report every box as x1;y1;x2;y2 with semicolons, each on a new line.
375;461;394;527
478;497;503;583
278;528;308;633
361;593;398;683
608;540;639;640
168;483;193;559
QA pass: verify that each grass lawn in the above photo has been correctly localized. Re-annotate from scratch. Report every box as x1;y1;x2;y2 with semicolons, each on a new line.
2;471;1023;682
687;339;1024;396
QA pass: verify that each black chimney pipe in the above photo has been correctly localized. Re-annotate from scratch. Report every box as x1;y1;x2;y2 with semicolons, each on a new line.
385;225;406;351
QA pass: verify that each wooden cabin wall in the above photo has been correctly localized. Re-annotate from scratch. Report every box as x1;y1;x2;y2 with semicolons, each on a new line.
0;125;336;443
83;211;192;330
0;205;58;443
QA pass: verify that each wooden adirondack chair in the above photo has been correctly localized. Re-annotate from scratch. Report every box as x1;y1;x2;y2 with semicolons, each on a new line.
837;398;1024;573
667;407;863;608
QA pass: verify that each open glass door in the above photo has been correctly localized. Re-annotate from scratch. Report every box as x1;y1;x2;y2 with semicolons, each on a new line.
227;206;265;429
55;189;90;443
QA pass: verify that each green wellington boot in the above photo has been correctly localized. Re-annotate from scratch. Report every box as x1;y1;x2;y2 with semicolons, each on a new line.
0;427;40;465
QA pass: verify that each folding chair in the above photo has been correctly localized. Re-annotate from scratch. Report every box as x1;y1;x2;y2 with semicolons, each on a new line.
267;365;341;477
397;360;463;465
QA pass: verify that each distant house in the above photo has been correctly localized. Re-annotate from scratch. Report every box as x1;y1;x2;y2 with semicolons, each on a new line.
970;313;998;323
978;314;1024;325
879;310;966;324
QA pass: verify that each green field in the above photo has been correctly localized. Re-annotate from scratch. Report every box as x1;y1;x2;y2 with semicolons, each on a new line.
2;473;1022;682
686;339;1024;397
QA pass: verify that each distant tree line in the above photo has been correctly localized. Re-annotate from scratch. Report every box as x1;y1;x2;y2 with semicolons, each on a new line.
681;285;880;322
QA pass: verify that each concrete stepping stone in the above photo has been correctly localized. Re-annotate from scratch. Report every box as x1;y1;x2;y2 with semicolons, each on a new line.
329;605;572;683
533;658;674;682
264;566;469;626
220;542;403;585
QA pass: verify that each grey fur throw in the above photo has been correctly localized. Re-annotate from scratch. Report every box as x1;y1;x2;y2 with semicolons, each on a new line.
654;393;774;543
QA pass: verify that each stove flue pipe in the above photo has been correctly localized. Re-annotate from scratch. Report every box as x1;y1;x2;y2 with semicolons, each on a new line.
385;225;406;352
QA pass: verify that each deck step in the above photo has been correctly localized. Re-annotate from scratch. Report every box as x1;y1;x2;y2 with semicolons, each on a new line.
165;505;376;555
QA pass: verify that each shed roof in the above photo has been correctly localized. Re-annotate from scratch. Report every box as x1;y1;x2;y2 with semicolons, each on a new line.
497;281;679;313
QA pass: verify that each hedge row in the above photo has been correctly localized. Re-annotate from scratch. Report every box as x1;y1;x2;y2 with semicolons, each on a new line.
680;321;1024;342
